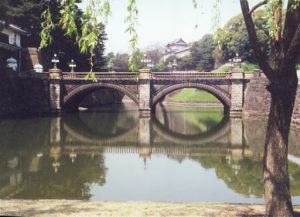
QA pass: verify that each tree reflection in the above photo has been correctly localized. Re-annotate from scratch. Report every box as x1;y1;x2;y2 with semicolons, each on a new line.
190;155;300;198
0;145;107;200
15;154;106;199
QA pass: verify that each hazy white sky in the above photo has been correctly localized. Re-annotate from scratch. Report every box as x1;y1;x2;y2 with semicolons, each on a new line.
85;0;261;54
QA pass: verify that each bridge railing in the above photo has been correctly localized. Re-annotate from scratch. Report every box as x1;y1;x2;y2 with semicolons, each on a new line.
61;72;137;80
62;71;232;80
152;71;231;79
17;70;261;80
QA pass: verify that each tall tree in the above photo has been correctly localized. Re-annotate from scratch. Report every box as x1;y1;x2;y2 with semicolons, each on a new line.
0;0;107;71
240;0;300;216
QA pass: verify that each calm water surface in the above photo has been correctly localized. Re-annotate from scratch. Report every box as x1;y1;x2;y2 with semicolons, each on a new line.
1;105;300;204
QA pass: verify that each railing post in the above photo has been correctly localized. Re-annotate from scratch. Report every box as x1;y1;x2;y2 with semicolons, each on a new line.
49;68;62;113
138;69;152;117
230;69;244;117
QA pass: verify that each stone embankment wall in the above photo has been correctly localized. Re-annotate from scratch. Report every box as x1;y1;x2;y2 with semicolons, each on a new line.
243;75;300;126
0;75;50;116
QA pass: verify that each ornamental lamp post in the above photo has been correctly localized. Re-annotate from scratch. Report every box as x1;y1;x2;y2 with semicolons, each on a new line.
233;53;242;68
49;53;62;79
141;54;152;70
69;59;76;73
51;53;59;69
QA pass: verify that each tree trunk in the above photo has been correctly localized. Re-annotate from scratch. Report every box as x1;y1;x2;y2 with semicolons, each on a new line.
264;75;298;217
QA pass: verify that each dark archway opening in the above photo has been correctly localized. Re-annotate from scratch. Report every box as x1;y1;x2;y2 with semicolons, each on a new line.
63;84;138;112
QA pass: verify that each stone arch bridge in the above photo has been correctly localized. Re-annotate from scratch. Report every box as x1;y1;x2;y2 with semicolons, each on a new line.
46;69;252;117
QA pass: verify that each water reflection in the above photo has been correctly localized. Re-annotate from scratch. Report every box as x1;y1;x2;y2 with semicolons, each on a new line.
0;107;300;203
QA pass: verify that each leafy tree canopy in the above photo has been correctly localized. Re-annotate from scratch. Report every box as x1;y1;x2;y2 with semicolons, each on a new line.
217;10;270;63
0;0;107;71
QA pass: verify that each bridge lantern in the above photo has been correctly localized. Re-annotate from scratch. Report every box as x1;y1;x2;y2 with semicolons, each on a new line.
233;53;242;68
51;53;59;69
141;54;152;70
69;59;76;73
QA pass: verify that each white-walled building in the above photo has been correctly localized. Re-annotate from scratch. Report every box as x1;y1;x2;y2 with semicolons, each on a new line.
163;38;191;61
0;22;27;48
0;22;28;71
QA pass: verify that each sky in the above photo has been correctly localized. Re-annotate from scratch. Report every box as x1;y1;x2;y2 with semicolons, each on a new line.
82;0;261;54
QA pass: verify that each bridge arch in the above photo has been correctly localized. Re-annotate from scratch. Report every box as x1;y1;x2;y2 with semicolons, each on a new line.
152;83;231;110
63;83;139;110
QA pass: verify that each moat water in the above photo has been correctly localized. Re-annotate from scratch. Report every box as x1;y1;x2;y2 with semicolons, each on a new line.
1;105;300;204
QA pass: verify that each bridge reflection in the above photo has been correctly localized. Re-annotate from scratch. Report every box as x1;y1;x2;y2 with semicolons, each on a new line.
1;110;300;201
55;110;244;149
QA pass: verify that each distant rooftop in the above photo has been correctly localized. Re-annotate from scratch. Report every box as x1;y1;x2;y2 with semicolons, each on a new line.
167;38;187;47
0;20;29;35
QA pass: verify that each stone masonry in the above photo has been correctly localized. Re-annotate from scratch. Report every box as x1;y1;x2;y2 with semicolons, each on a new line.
47;70;246;117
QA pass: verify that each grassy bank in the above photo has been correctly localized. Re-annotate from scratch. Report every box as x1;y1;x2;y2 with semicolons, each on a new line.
170;88;219;103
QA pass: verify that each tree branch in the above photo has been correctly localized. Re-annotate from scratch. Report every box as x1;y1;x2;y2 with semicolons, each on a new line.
249;0;267;15
240;0;274;80
282;0;300;59
285;23;300;66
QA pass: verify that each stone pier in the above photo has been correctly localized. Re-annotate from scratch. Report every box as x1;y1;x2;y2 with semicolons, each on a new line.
49;68;62;114
230;70;244;117
138;69;152;117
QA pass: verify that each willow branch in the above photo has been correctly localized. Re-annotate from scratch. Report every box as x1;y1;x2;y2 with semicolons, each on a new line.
249;0;267;15
240;0;273;80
